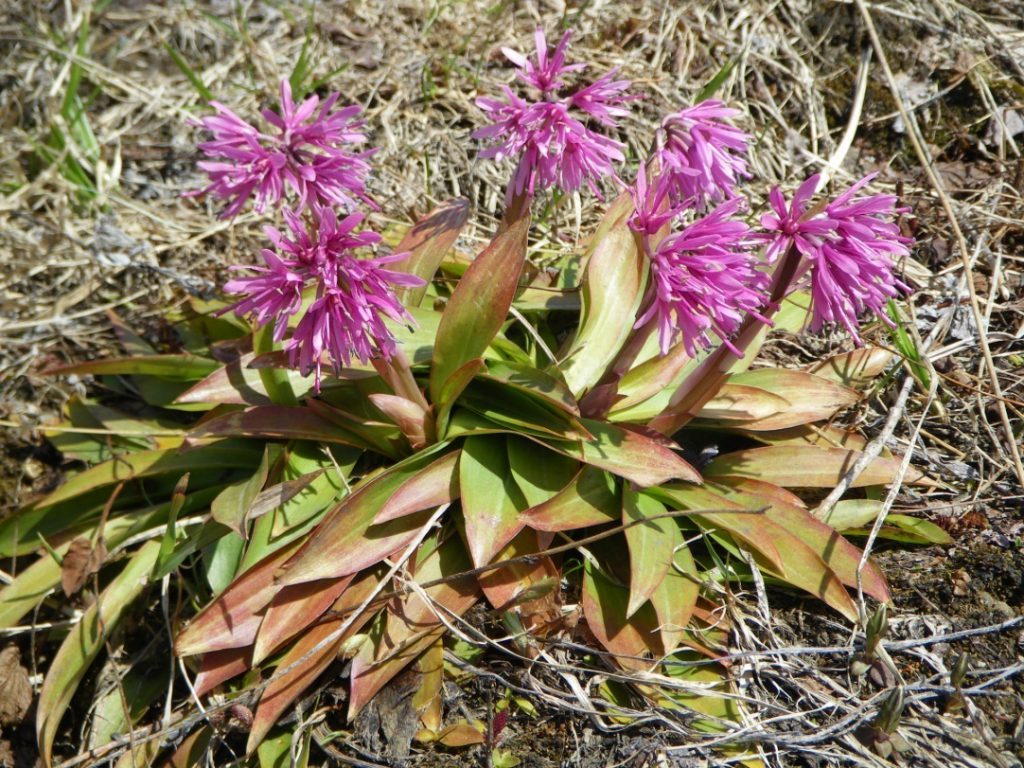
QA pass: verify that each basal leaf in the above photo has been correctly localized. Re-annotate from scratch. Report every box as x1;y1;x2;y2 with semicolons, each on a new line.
374;450;460;523
710;369;860;431
622;488;673;617
522;466;618;532
252;576;354;664
188;405;376;450
647;524;700;654
703;445;933;488
480;360;580;416
809;346;893;388
477;528;558;611
429;214;530;405
581;559;662;671
696;383;790;422
459;436;527;567
561;192;645;396
506;437;579;507
43;354;219;381
391;197;471;306
37;540;160;768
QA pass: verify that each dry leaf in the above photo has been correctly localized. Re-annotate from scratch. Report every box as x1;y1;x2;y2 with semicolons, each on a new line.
0;645;32;727
61;537;107;597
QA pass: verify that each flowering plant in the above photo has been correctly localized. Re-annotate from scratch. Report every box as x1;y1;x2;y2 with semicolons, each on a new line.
5;30;945;765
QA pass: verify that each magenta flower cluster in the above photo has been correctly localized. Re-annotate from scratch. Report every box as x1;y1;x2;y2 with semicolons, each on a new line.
473;29;633;203
191;81;420;389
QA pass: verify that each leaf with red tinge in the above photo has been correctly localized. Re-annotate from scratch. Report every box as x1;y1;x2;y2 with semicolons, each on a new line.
429;214;530;405
703;445;933;488
708;481;890;603
434;358;486;438
43;354;218;381
809;346;893;388
188;405;369;448
477;528;558;611
523;466;618;532
506;438;579;508
252;575;354;664
247;569;385;752
710;369;860;431
391;198;471;306
622;488;673;618
348;535;479;718
544;419;700;488
647;523;700;654
562;192;645;396
369;393;430;449
696;383;789;422
459;436;527;568
60;537;106;597
277;446;453;585
194;647;251;697
37;540;160;768
175;353;274;406
176;542;300;656
374;450;460;523
481;360;580;416
581;559;662;671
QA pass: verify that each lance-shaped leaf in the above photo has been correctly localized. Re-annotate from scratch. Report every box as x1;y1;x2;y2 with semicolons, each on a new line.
194;647;251;697
375;450;460;524
248;568;386;751
737;424;870;451
277;446;454;585
647;523;700;654
622;488;674;618
458;380;591;441
253;575;354;664
819;499;884;531
480;360;580;416
391;197;471;306
655;486;858;620
507;438;579;507
544;419;700;487
708;481;890;603
522;466;619;532
210;446;274;535
189;405;379;451
369;393;431;449
411;636;445;735
581;559;662;671
434;358;486;438
561;192;645;396
429;214;530;406
477;528;558;611
33;441;261;508
703;445;933;488
177;541;302;656
696;383;790;422
43;354;219;381
810;346;893;388
709;369;861;431
37;540;160;768
459;436;527;568
348;535;480;718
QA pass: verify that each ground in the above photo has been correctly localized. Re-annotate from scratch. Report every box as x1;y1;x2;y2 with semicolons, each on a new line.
1;1;1023;766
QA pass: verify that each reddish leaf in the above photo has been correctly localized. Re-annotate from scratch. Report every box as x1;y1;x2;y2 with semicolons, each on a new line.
252;575;354;664
809;346;893;388
703;445;934;488
647;526;700;654
194;648;251;697
545;419;700;487
391;198;471;306
375;450;460;523
714;369;860;431
434;358;486;437
175;353;274;406
176;542;300;656
581;560;662;671
188;405;368;447
477;528;558;611
696;383;789;422
369;393;430;449
522;466;618;532
429;214;530;405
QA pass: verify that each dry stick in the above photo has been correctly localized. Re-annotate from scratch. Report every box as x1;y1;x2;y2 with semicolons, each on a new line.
854;0;1024;489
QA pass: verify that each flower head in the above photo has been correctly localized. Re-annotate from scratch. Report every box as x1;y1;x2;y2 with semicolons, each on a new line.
627;163;684;237
189;80;375;218
636;199;768;356
656;100;751;209
474;28;633;203
760;173;912;341
224;207;423;389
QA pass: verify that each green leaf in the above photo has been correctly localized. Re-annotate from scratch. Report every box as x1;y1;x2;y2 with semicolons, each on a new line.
647;525;699;654
543;419;700;488
809;346;893;388
481;360;580;416
695;56;738;101
581;559;662;670
459;436;527;567
43;354;219;381
429;214;530;405
164;41;213;101
506;438;579;507
561;193;645;396
391;198;471;306
209;446;275;535
434;358;486;438
188;405;376;450
156;473;190;574
522;466;619;532
819;499;884;531
37;540;160;767
33;441;261;508
846;514;952;545
622;488;673;617
696;383;789;422
204;530;245;595
374;449;460;524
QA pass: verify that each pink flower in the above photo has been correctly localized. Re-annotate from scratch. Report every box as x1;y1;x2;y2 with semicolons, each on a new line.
474;28;633;203
224;207;423;389
760;173;912;341
189;80;375;218
627;164;684;236
637;199;768;356
656;101;751;208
